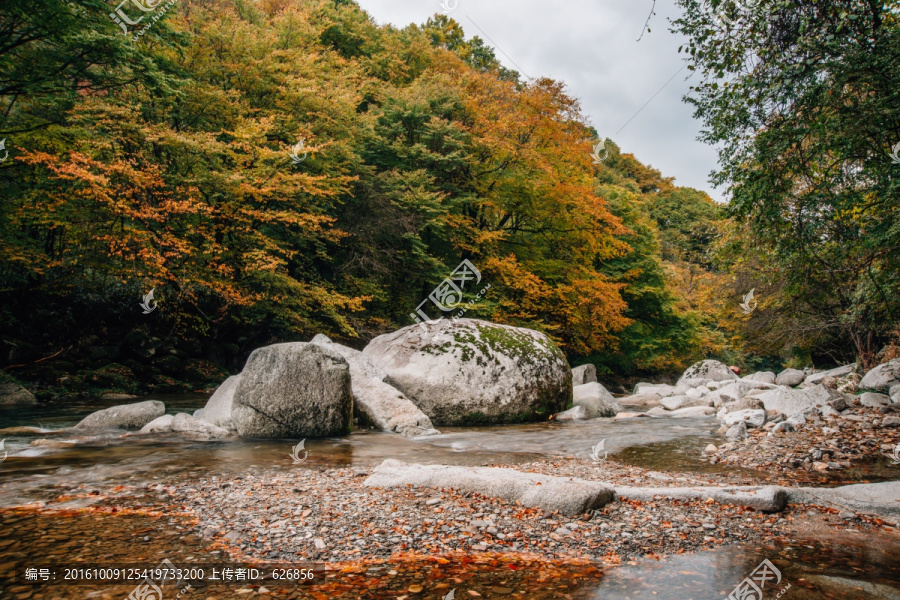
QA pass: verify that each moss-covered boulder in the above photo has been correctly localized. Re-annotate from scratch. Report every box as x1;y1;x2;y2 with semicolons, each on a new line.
361;319;571;426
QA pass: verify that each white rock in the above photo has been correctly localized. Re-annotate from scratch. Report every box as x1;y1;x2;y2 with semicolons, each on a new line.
775;368;805;387
310;335;438;437
573;382;622;418
859;392;891;408
139;414;175;434
755;384;842;416
194;375;240;430
890;384;900;403
726;421;748;440
170;413;231;439
362;319;571;425
859;359;900;393
744;371;776;385
75;400;165;430
677;360;739;386
572;364;598;385
553;405;591;421
722;409;767;429
666;406;716;418
804;364;856;386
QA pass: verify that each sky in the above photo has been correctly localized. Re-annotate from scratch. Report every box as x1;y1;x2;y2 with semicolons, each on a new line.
354;0;724;202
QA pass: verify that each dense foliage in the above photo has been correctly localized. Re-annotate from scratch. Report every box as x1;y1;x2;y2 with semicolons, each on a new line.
673;0;900;369
0;0;730;396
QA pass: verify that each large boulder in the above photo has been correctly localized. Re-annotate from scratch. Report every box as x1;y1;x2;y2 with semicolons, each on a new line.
859;359;900;393
75;400;165;430
775;368;805;387
572;382;622;418
755;384;842;417
231;343;353;438
194;375;241;430
361;319;571;426
310;335;438;437
571;364;598;386
0;383;37;407
677;360;739;387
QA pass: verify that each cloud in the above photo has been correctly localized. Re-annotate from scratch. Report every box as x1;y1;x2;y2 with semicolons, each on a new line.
356;0;724;201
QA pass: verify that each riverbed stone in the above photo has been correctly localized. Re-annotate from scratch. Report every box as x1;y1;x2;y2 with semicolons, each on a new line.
140;414;175;434
619;393;662;408
775;368;805;387
311;335;438;437
0;383;36;407
723;409;767;429
553;405;591;421
74;400;165;430
194;375;241;430
677;360;739;387
171;413;231;439
804;364;855;386
364;459;614;516
362;319;571;426
890;384;900;403
755;384;841;416
573;382;621;418
571;364;598;386
859;358;900;393
859;392;891;408
744;371;776;385
633;383;678;397
726;421;748;441
232;342;353;438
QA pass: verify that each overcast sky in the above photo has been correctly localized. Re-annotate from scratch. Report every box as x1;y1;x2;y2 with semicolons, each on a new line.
355;0;724;202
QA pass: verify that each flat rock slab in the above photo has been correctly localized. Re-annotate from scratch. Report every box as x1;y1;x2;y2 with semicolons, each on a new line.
787;481;900;523
364;459;614;516
612;485;787;513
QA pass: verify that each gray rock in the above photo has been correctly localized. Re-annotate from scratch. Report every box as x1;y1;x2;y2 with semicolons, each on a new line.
362;319;571;426
666;406;716;418
859;392;891;408
769;421;795;435
553;405;591;421
677;360;739;386
804;364;856;386
685;386;711;399
619;393;662;408
364;459;614;516
170;413;230;439
662;395;712;411
881;416;900;428
0;383;36;407
139;414;175;434
75;400;165;430
859;359;900;393
232;342;353;438
633;383;678;397
614;485;787;513
573;382;622;418
571;364;597;386
890;384;900;403
724;397;765;413
775;368;805;387
723;409;766;429
756;384;842;416
310;335;438;437
786;480;900;521
744;371;776;385
716;380;778;403
726;421;748;440
194;375;241;430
